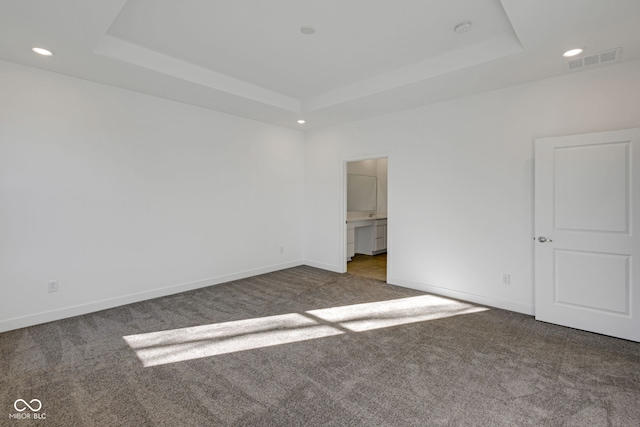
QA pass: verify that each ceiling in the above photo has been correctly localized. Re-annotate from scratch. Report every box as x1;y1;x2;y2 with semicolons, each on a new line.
2;0;640;130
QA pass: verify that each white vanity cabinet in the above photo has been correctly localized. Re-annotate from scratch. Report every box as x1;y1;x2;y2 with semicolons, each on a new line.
347;226;356;261
346;217;387;261
374;219;387;252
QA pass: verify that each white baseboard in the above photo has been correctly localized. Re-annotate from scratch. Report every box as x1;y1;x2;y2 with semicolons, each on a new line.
0;260;304;333
388;276;534;316
303;259;344;273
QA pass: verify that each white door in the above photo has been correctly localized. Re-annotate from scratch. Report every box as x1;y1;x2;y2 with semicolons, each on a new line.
535;128;640;342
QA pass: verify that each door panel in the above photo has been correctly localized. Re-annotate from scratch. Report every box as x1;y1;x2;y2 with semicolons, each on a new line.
554;142;630;233
554;249;629;315
535;128;640;342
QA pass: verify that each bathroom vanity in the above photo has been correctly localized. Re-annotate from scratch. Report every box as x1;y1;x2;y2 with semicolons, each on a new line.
346;216;387;261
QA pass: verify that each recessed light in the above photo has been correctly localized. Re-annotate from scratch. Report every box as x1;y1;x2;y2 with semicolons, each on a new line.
300;25;316;35
297;119;306;124
453;21;472;34
32;47;53;56
563;48;583;57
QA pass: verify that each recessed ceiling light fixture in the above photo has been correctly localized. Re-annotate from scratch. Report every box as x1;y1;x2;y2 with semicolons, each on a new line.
300;25;316;35
32;47;53;56
563;48;584;57
297;119;306;124
453;21;472;34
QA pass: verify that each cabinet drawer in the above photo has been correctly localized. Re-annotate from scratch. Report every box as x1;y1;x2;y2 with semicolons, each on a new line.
375;226;385;238
374;237;385;251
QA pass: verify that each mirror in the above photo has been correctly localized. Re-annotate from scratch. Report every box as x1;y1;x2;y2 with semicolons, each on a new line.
347;174;377;211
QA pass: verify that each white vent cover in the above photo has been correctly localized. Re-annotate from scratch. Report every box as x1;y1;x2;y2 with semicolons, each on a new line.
566;48;621;70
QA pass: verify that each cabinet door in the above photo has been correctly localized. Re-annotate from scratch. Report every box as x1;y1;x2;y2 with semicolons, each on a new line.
383;225;387;249
374;238;384;251
374;224;386;251
347;243;355;259
346;227;355;260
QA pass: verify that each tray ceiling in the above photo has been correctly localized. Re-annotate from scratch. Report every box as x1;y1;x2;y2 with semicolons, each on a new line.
1;0;640;129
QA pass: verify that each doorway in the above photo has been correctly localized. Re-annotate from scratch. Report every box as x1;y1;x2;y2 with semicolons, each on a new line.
345;157;388;282
347;253;387;281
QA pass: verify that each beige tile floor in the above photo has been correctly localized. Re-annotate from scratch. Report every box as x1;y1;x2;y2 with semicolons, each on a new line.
347;253;387;281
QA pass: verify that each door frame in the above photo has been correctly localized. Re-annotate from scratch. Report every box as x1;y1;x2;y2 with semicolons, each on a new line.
342;153;391;278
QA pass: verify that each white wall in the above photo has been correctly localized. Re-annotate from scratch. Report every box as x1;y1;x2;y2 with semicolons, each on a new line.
304;59;640;314
0;60;305;332
4;57;640;332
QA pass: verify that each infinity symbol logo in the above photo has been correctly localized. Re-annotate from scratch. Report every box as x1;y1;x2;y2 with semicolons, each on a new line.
14;399;42;412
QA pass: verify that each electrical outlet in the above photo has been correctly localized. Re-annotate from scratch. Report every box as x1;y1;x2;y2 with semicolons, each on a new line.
502;274;510;285
48;280;59;293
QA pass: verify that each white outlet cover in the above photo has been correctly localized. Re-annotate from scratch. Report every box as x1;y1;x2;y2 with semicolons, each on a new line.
48;281;59;292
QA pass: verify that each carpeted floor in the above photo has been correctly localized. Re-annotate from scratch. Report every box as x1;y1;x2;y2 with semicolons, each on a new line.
1;266;639;426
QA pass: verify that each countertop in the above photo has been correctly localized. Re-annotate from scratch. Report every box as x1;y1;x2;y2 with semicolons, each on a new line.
347;215;387;223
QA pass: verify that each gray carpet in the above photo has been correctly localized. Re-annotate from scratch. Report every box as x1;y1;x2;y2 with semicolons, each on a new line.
1;266;639;426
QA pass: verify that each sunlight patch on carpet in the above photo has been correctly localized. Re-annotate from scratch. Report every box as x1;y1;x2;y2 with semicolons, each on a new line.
308;294;488;332
124;295;488;367
123;313;343;367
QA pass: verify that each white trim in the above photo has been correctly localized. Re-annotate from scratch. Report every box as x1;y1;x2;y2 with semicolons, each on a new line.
0;260;304;333
388;276;534;315
303;260;343;273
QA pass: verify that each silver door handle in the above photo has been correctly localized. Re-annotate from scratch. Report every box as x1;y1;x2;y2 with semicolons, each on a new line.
537;236;553;243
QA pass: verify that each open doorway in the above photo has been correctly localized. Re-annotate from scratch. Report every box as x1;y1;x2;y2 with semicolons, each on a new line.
345;157;388;282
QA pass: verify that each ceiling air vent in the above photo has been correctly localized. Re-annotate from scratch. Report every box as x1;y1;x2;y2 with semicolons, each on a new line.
566;48;621;70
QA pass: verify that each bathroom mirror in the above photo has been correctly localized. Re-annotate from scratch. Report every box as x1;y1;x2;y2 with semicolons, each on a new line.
347;174;377;211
